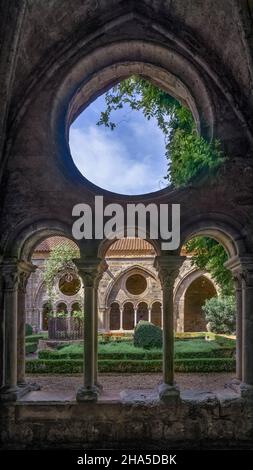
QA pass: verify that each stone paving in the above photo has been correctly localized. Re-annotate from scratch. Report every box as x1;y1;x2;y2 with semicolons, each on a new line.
23;372;237;402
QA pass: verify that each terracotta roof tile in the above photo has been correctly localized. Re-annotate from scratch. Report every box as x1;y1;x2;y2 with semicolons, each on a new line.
35;236;78;252
35;236;155;256
107;238;155;256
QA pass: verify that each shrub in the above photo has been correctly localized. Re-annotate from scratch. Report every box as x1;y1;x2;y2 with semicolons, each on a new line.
202;296;236;334
25;342;38;354
25;323;33;336
134;321;162;349
25;334;44;344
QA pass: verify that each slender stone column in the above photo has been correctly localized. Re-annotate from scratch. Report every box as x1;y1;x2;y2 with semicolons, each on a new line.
134;307;137;327
17;261;36;386
241;261;253;394
154;254;185;401
93;261;107;389
148;307;151;323
120;307;123;331
0;261;19;400
0;273;4;389
74;258;103;402
226;255;253;398
234;275;243;381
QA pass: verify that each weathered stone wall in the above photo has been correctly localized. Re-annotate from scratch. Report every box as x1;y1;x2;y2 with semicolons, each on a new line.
1;393;253;449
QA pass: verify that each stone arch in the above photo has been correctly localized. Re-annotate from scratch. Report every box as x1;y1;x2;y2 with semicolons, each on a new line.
174;268;218;333
55;301;68;315
184;275;217;332
3;219;77;261
104;264;159;309
41;301;51;331
137;301;148;323
122;302;134;330
109;302;120;331
180;215;247;258
8;7;253;164
71;302;81;315
151;301;162;327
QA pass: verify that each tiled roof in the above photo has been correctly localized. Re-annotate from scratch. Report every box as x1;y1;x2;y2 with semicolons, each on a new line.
35;236;155;255
107;238;155;256
35;236;78;252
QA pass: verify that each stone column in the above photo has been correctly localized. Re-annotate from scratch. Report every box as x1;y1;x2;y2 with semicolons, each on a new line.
134;307;137;327
74;258;103;402
0;261;19;400
154;254;185;401
241;260;253;396
120;307;123;331
94;261;108;389
148;307;151;323
226;255;253;398
17;261;36;386
0;273;4;389
234;274;243;382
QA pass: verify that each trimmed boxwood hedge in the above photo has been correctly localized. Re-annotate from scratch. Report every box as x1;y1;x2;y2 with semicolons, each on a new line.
25;335;44;344
25;342;38;354
26;357;235;374
38;346;234;360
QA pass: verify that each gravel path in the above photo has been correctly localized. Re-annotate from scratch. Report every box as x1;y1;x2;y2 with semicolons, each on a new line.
27;372;234;393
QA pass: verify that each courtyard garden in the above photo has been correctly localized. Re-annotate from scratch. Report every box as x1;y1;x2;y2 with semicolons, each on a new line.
25;330;236;375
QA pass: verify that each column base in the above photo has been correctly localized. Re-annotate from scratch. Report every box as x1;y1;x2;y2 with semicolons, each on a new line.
18;381;41;391
76;386;98;402
240;383;253;400
94;382;103;393
0;384;31;402
158;382;180;402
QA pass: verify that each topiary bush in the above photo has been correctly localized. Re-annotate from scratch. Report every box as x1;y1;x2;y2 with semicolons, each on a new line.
25;323;33;336
134;320;162;349
202;296;236;334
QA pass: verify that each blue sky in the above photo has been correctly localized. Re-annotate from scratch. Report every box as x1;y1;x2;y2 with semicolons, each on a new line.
69;94;168;195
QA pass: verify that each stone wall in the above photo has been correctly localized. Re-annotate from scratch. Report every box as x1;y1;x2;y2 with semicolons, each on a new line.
1;392;253;449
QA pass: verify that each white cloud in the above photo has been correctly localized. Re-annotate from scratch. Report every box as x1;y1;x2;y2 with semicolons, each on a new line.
69;125;167;194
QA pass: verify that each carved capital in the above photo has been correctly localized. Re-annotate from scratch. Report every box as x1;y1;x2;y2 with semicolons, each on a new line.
18;261;36;293
154;255;186;290
73;258;106;288
1;261;20;291
225;255;253;288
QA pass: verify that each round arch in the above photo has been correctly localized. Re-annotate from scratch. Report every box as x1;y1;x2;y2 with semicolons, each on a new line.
109;302;121;331
180;215;247;258
3;219;77;261
174;268;218;333
104;264;159;309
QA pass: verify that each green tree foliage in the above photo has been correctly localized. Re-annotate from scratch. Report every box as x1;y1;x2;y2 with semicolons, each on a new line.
185;237;234;295
97;75;224;187
43;242;79;302
202;296;236;334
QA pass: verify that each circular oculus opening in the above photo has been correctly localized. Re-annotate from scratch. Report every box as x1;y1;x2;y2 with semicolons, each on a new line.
59;273;81;296
126;274;147;295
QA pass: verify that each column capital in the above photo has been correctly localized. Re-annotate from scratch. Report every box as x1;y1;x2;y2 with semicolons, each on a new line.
73;258;107;288
18;260;37;293
154;255;186;288
225;255;253;287
0;259;20;291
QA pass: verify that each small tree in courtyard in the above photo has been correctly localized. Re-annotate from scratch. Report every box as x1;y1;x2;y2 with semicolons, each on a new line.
202;296;236;335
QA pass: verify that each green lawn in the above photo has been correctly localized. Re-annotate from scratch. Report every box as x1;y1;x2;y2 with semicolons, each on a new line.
41;337;235;359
